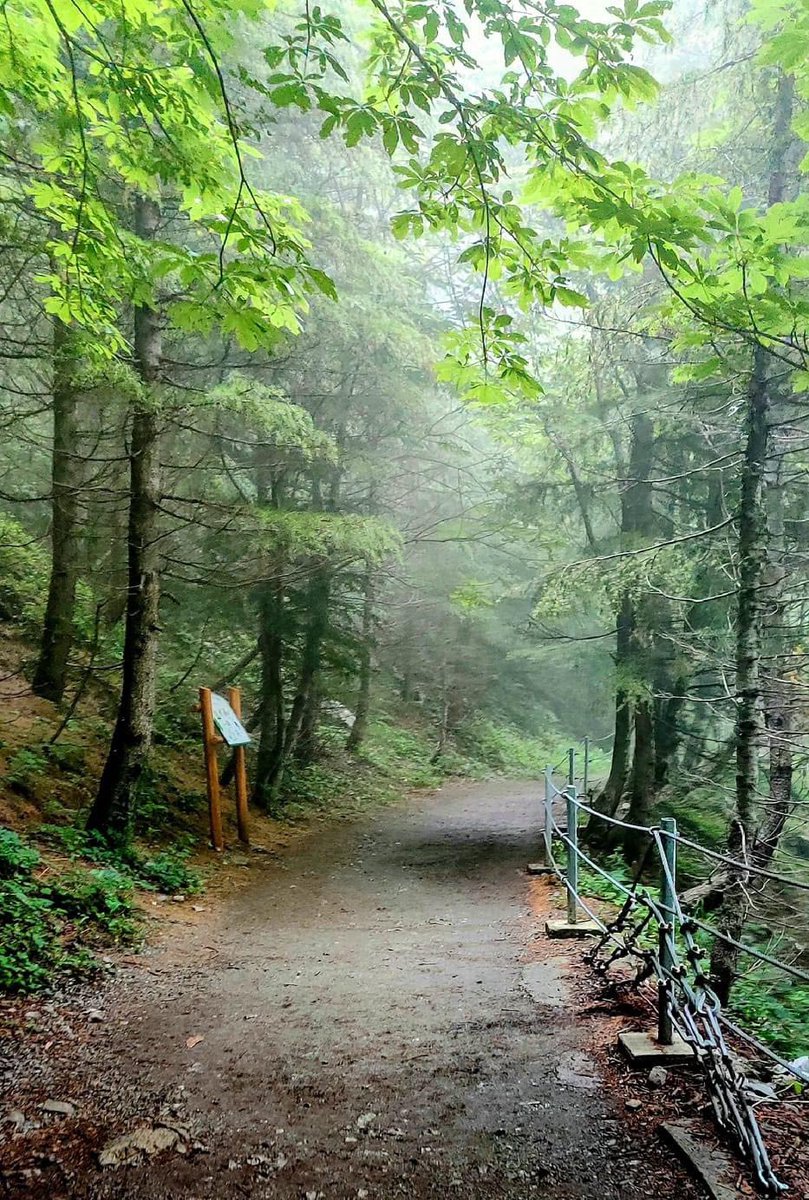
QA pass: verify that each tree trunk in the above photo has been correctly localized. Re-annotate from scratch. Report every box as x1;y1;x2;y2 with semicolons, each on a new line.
585;593;633;846
87;196;162;843
255;567;330;805
710;73;794;1004
710;348;770;1004
623;698;655;868
652;650;687;791
33;318;81;703
252;574;286;808
346;568;375;754
590;410;654;851
284;569;331;770
295;683;321;766
757;396;793;870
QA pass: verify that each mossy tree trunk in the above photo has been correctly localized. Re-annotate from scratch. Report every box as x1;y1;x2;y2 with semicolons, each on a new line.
33;317;81;704
87;196;163;843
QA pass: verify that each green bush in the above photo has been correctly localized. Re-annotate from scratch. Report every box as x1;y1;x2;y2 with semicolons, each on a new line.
130;763;204;838
0;879;65;992
0;515;51;630
729;974;809;1065
37;822;203;895
38;822;97;857
0;828;141;992
578;853;632;905
45;867;139;943
7;747;48;792
136;850;202;895
0;828;41;877
44;740;88;775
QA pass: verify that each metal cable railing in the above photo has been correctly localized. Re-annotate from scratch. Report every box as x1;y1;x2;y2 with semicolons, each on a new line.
534;744;809;1196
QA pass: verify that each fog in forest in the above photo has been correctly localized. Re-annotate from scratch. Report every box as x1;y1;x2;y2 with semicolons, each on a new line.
0;0;807;1194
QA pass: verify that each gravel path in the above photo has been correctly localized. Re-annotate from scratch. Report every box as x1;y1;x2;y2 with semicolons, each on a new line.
2;779;700;1199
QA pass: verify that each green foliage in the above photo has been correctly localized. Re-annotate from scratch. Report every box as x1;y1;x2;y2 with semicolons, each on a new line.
37;822;95;858
205;377;337;461
0;515;50;630
135;851;202;896
37;821;203;896
128;763;205;840
0;0;334;355
578;854;633;906
0;828;41;877
0;515;94;638
359;717;443;788
257;509;402;563
45;868;138;944
0;880;68;993
0;827;140;992
460;720;607;781
729;972;809;1065
668;787;730;846
7;748;49;792
461;719;543;774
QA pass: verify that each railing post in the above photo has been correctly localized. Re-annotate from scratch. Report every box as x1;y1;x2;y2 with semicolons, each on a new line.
658;816;677;1045
567;746;575;788
543;764;553;864
583;736;590;799
566;786;579;926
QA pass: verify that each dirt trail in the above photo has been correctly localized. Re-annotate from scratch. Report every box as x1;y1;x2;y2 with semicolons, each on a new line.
3;779;700;1199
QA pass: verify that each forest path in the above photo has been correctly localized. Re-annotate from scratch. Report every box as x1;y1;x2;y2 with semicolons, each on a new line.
3;779;700;1199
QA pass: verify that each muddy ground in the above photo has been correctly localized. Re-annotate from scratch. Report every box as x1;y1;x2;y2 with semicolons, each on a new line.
1;779;707;1199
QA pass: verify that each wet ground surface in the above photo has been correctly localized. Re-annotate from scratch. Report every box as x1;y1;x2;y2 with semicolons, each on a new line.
1;779;701;1198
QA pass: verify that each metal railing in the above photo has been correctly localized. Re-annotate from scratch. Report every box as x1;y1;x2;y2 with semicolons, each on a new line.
536;744;809;1196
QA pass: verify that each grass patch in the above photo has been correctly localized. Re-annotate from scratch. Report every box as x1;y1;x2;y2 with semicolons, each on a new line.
459;718;610;782
358;717;444;788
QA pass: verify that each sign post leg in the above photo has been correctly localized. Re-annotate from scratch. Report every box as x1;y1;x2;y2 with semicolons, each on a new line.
199;686;224;852
228;686;250;847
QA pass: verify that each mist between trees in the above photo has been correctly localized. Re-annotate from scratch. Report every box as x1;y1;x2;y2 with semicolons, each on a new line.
0;0;807;1031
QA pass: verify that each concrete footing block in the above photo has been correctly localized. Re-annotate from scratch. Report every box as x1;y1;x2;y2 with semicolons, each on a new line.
659;1121;741;1199
545;919;600;938
619;1030;695;1065
526;862;554;875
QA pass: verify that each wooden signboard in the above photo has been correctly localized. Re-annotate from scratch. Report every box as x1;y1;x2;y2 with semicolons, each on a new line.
211;692;251;746
198;686;250;851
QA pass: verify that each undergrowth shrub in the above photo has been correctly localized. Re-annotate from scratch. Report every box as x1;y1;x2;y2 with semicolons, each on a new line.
130;763;205;838
730;974;809;1066
135;850;202;894
7;747;49;793
45;868;139;943
0;826;142;992
462;719;546;774
578;853;631;905
0;880;65;992
37;822;202;895
0;827;41;877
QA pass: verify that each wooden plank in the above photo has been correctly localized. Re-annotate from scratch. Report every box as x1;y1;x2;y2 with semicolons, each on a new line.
228;686;250;847
199;686;224;852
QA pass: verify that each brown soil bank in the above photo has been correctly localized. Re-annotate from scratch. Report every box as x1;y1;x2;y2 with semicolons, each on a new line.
1;779;701;1199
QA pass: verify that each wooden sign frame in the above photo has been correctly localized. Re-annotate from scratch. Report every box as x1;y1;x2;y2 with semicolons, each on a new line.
198;686;250;851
